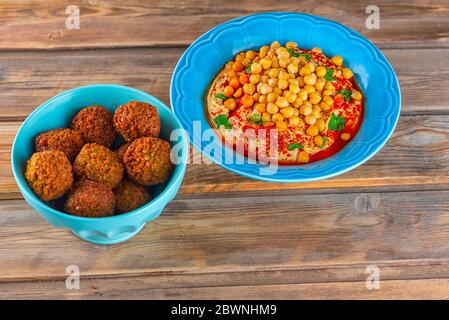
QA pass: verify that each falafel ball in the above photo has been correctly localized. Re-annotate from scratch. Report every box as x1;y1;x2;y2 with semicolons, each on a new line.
35;128;84;162
71;105;116;147
115;142;130;163
113;101;160;142
25;150;73;201
73;143;123;188
114;178;150;214
123;136;173;186
65;180;115;217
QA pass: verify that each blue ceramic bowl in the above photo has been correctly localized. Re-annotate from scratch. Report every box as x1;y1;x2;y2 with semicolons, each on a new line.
171;12;401;182
11;85;189;244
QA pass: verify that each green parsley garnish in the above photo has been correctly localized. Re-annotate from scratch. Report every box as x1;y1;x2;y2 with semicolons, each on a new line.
339;87;352;102
245;62;253;73
319;136;327;149
214;93;228;100
328;113;346;131
213;114;232;129
324;68;336;81
287;47;311;60
249;113;262;124
287;143;304;151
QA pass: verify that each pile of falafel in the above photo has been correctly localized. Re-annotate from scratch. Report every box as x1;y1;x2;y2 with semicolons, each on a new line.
25;101;174;217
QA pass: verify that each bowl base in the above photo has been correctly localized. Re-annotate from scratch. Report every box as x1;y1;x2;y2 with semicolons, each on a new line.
71;223;146;245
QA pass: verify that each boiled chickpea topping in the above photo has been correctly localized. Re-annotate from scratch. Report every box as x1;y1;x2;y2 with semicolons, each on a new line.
214;41;363;164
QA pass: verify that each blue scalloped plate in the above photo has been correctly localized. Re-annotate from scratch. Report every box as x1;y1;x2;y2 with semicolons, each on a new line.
170;12;400;182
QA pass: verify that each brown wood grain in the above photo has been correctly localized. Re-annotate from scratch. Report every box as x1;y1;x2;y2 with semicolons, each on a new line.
2;114;449;198
1;189;449;282
0;47;448;119
0;0;448;50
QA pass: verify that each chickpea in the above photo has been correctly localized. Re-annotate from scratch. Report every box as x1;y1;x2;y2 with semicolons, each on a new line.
341;133;351;141
299;66;310;76
254;103;266;113
224;85;234;97
235;53;244;62
298;89;308;101
288;78;298;85
274;87;283;95
278;78;289;90
259;94;267;104
266;103;279;114
298;151;310;163
272;113;285;123
304;85;316;94
276;120;288;131
324;81;334;90
331;55;343;66
315;78;326;91
286;41;297;48
249;75;260;84
323;89;334;96
311;47;322;53
260;58;272;70
275;96;289;108
290;57;299;64
305;62;316;73
312;106;322;118
289;83;300;94
278;57;290;68
224;98;236;111
317;118;327;132
276;47;290;58
293;97;304;108
285;91;297;103
228;70;237;78
271;41;281;48
315;66;326;78
251;63;262;75
268;68;279;78
259;83;273;95
233;87;243;98
314;135;324;147
243;83;255;95
287;63;299;74
239;74;249;84
245;50;256;61
263;121;275;127
306;125;319;137
271;57;279;68
322;96;333;106
288;115;301;126
232;61;244;72
242;58;251;67
297;76;305;88
241;94;254;108
229;78;241;89
352;91;363;101
268;78;278;88
342;68;353;79
319;102;331;112
267;92;278;103
261;75;269;83
299;104;312;116
252;92;260;101
309;92;322;104
304;115;316;125
278;70;290;80
304;73;317;86
261;112;272;122
259;46;270;58
280;106;295;118
293;108;299;116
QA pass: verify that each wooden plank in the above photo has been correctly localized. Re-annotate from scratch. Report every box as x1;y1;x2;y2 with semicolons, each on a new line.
2;278;449;299
2;114;449;198
0;0;447;50
0;47;448;119
1;189;449;281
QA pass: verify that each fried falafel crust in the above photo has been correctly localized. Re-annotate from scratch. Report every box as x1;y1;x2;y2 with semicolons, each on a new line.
25;150;73;201
74;143;124;188
113;101;161;142
35;128;84;162
65;180;115;217
123;136;173;186
114;178;150;214
115;142;130;163
71;105;116;147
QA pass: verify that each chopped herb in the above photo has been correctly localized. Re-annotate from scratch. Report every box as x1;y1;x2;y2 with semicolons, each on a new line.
287;143;304;151
214;93;228;100
245;62;253;73
249;113;262;123
339;87;352;102
319;136;327;149
213;114;232;129
287;47;311;60
324;68;336;81
328;113;346;131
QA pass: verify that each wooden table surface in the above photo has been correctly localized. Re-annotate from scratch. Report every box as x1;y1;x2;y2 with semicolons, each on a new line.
0;0;448;300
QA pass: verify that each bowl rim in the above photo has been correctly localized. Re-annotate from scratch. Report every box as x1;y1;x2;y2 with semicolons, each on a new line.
170;11;401;183
11;84;189;222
